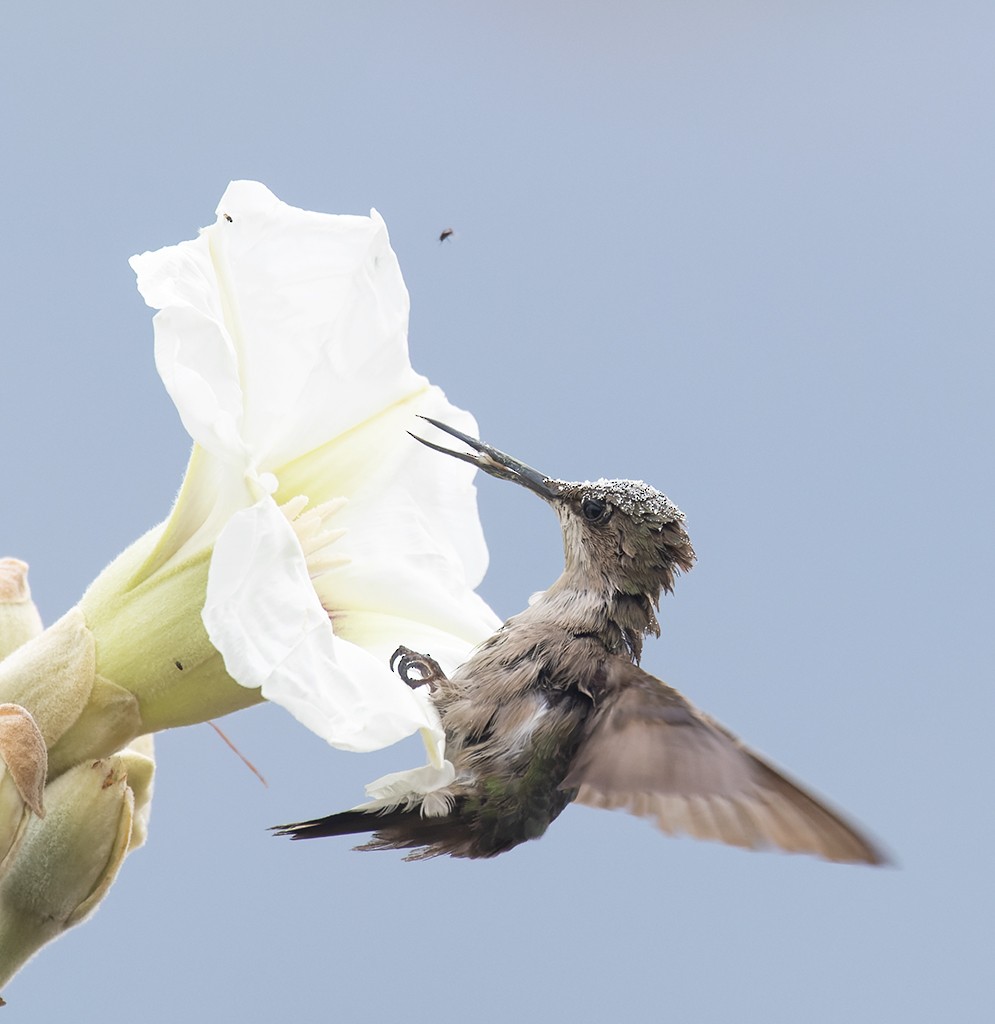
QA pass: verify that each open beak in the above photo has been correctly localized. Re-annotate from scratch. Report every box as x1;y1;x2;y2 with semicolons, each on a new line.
411;417;562;500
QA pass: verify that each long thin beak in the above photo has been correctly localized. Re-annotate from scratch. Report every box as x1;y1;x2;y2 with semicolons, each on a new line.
411;417;562;500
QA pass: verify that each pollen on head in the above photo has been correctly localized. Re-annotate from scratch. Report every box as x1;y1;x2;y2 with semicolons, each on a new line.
558;478;684;522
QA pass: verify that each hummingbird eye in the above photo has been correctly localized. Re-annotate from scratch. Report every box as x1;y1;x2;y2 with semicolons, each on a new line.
581;497;611;524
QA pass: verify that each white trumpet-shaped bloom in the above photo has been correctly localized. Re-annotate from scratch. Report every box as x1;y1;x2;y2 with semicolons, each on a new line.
130;181;500;786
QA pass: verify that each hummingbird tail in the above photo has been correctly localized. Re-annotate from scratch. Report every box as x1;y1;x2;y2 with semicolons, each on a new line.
271;808;414;841
272;801;510;859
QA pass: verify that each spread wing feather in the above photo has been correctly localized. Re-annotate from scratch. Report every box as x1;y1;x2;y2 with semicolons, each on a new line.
562;659;886;864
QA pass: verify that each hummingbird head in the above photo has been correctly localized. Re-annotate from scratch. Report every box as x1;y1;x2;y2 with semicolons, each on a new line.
550;477;695;597
411;419;696;600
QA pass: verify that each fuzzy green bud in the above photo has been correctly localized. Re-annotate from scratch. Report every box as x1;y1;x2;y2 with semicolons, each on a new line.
0;745;153;990
0;560;43;661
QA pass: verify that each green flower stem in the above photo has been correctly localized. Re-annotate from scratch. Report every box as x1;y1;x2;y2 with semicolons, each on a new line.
0;529;266;783
78;525;265;741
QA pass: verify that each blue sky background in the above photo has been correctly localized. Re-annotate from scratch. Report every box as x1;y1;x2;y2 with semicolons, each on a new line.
2;2;992;1019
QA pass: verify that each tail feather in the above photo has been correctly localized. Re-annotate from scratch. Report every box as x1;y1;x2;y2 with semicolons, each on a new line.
272;802;500;859
272;808;414;841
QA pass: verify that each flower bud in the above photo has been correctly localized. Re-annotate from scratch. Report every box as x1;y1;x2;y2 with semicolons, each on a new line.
0;609;95;752
0;560;43;661
0;755;139;988
0;705;47;868
115;734;155;853
0;772;28;872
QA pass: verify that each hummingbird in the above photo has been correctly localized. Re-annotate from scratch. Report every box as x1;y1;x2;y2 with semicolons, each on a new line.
275;419;886;864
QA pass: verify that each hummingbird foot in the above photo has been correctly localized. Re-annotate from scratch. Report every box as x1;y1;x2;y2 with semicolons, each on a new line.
390;646;448;692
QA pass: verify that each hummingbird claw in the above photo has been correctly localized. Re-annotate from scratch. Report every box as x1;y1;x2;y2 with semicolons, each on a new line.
390;646;447;692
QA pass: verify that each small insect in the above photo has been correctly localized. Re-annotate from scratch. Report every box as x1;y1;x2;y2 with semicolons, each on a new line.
439;227;454;243
175;660;184;670
223;213;233;223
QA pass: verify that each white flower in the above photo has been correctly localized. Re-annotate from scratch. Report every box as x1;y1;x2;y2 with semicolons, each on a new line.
128;181;499;783
0;183;498;988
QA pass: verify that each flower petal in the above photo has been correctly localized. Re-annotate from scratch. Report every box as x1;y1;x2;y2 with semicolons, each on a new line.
211;185;420;469
135;180;425;473
202;499;445;754
130;237;247;465
278;391;502;650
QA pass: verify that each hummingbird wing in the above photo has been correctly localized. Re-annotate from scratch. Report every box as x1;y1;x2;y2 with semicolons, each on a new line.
561;658;886;864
